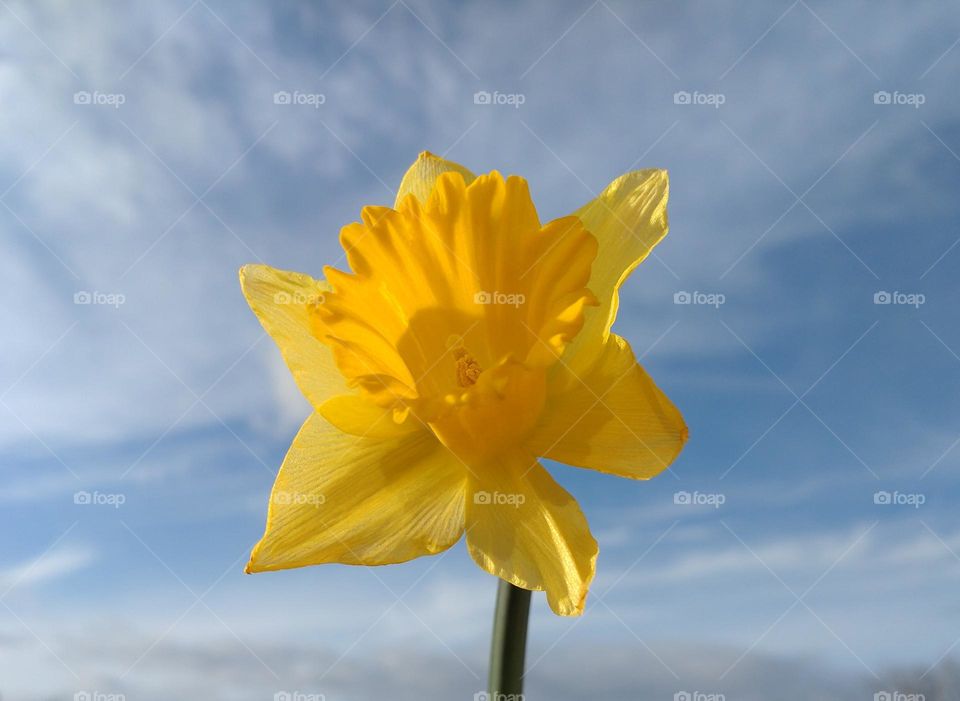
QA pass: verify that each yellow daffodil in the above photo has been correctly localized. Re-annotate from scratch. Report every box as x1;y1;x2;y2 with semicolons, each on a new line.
241;152;687;616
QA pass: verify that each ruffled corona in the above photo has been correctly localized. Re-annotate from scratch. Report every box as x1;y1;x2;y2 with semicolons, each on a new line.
316;171;598;461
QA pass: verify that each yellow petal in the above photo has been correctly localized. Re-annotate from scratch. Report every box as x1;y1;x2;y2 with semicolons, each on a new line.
465;452;598;616
247;412;466;571
527;334;687;479
318;393;422;440
394;151;476;207
239;264;348;409
563;170;669;375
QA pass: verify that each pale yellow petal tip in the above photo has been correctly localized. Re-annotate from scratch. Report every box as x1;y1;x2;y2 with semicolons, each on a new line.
244;554;259;574
244;546;294;574
630;167;668;181
238;265;256;299
557;589;589;617
489;576;587;617
605;168;668;204
674;413;691;457
395;152;476;207
555;547;599;617
470;547;596;617
545;574;593;616
238;263;269;289
244;541;265;574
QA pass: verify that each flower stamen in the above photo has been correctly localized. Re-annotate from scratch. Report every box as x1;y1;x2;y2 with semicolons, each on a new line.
453;346;482;387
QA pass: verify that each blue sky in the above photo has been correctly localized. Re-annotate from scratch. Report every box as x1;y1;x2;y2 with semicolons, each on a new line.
2;1;960;699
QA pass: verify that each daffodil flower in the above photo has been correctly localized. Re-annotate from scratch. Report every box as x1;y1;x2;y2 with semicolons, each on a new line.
240;152;687;616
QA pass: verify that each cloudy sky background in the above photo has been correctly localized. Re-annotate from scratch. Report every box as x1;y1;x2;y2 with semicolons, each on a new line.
2;1;960;699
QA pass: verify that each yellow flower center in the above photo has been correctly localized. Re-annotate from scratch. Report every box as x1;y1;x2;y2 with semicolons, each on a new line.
315;171;598;461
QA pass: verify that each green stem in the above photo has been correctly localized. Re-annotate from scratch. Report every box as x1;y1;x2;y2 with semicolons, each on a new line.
487;579;532;697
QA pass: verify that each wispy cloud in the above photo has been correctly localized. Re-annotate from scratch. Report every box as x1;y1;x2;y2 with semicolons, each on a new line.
0;544;95;590
3;1;960;695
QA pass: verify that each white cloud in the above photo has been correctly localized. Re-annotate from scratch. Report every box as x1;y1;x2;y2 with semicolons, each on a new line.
0;544;95;590
4;626;949;701
3;0;958;451
3;2;960;693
